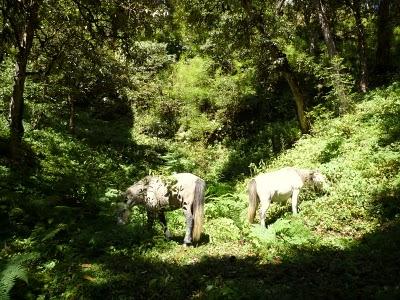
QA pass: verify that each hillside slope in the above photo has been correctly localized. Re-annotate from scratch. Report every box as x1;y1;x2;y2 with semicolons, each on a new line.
1;83;400;299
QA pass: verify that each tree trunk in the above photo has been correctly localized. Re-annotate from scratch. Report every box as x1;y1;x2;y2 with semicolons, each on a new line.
9;53;28;158
68;94;76;134
375;0;392;75
283;71;310;134
303;5;320;57
8;2;39;160
315;0;337;57
351;0;368;92
241;0;310;134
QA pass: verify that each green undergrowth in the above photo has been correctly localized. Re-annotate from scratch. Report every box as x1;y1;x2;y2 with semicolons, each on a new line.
1;83;400;298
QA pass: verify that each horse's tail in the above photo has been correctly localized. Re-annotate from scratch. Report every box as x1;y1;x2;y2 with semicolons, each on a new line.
192;178;205;242
248;178;259;223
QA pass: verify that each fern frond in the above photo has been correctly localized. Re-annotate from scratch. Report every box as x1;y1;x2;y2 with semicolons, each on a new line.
0;252;39;300
0;263;27;300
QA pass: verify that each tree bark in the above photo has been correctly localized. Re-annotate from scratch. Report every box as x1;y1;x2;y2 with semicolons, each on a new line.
315;0;337;57
375;0;392;75
282;71;310;133
68;94;76;134
241;0;310;134
8;2;40;159
303;5;320;57
9;53;28;157
350;0;368;92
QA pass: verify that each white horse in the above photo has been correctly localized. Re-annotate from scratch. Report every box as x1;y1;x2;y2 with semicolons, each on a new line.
248;167;327;227
118;173;205;245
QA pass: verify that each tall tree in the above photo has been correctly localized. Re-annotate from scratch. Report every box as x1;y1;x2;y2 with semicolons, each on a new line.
241;0;310;133
375;0;392;75
1;0;172;159
314;0;337;57
2;0;41;159
178;0;310;133
348;0;368;92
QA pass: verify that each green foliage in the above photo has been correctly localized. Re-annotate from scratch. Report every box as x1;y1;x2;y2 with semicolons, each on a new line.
0;253;38;300
206;217;242;243
249;217;320;260
319;56;355;115
0;58;13;116
134;56;257;143
1;78;400;300
25;129;127;206
285;45;355;116
250;82;400;239
132;55;303;182
1;0;400;297
0;263;27;300
206;192;246;226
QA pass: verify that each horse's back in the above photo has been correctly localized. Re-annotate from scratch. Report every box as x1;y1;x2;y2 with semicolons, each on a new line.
173;172;203;183
173;173;205;191
172;173;205;203
254;167;303;200
255;167;302;185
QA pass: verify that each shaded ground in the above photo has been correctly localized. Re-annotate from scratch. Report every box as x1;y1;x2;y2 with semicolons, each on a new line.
2;84;400;299
5;209;399;299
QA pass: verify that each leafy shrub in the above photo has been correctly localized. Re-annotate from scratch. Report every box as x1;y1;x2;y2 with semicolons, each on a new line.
205;192;246;225
248;217;320;260
286;45;355;116
205;217;241;243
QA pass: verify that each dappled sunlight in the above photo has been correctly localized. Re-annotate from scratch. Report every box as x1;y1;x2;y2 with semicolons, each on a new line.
1;0;400;297
3;83;400;298
8;216;398;299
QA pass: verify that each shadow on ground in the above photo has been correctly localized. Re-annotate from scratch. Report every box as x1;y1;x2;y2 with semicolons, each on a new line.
88;221;399;299
11;213;399;299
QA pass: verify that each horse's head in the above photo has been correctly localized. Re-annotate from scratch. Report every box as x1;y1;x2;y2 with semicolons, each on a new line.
116;202;130;225
117;180;148;224
311;170;329;190
126;181;147;203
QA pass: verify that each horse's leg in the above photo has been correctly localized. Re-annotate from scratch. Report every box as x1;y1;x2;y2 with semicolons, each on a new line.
259;195;271;228
158;211;172;239
182;205;194;245
291;188;300;215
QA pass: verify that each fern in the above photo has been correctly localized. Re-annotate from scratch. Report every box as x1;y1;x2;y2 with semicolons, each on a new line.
249;218;318;248
0;253;38;300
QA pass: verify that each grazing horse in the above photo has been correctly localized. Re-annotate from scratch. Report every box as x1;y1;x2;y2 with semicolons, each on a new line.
117;173;205;245
248;167;327;227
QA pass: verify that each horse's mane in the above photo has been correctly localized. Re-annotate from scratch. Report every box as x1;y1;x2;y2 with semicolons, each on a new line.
293;168;314;183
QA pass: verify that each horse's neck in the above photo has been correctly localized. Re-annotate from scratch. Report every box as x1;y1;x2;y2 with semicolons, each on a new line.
294;168;312;184
147;177;171;208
